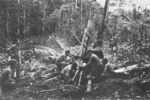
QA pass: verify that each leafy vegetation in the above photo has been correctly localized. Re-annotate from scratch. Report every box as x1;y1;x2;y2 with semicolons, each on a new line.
0;0;150;100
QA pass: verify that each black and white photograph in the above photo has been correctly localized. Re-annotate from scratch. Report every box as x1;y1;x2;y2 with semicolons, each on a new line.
0;0;150;99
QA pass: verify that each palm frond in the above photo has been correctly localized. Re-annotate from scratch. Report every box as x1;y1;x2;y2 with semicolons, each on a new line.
21;45;62;58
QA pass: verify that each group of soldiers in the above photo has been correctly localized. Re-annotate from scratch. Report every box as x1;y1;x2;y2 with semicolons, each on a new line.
56;46;117;87
0;45;118;92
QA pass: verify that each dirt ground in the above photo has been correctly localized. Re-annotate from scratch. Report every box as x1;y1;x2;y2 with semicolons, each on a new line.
0;71;150;100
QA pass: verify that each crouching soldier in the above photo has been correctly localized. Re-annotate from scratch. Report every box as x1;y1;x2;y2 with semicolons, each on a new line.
60;56;78;82
100;58;119;82
56;50;72;73
74;51;105;92
83;51;105;81
102;58;115;76
72;50;104;87
0;66;16;92
61;63;77;78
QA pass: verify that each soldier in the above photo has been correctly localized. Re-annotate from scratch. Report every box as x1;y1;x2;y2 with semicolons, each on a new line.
83;51;105;81
72;49;104;85
100;58;120;82
101;58;115;75
0;66;16;92
8;56;18;79
61;56;78;78
56;50;72;72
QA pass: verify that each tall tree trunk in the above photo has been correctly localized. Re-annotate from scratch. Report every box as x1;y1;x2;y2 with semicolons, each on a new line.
23;6;26;38
80;0;83;33
132;4;137;21
97;0;110;47
43;3;46;34
18;0;20;35
16;0;20;82
6;0;10;41
75;0;78;9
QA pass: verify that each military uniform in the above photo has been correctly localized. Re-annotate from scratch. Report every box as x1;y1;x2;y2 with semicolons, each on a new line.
84;53;105;80
0;68;15;92
8;59;17;78
56;54;73;72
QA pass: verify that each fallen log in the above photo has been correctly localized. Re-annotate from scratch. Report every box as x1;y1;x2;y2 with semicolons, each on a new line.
115;64;150;73
39;88;58;93
43;76;58;83
114;64;137;73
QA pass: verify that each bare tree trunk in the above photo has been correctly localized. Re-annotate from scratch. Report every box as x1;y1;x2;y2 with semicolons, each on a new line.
97;0;110;47
23;6;26;38
18;0;20;35
16;0;20;82
43;3;46;34
80;0;83;33
6;0;10;41
132;4;137;21
75;0;78;8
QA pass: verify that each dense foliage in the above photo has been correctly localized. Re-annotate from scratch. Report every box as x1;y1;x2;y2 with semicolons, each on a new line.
0;0;150;100
0;0;150;56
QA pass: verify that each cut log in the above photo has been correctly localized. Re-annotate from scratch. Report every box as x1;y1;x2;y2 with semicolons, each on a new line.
43;76;58;83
